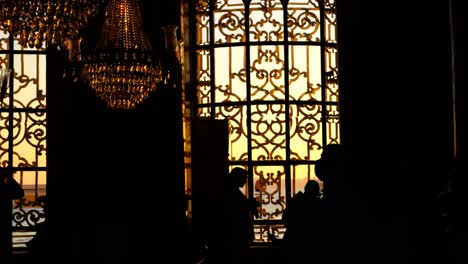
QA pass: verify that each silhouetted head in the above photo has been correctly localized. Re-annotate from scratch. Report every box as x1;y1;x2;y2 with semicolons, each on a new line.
304;179;320;197
321;144;345;162
0;167;15;183
315;144;346;182
229;167;248;188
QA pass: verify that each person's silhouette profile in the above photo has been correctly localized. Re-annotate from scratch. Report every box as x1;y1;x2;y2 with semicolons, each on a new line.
281;179;322;262
314;144;372;261
212;167;257;264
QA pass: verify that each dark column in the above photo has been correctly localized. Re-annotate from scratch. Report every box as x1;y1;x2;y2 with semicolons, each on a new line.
46;0;186;257
448;0;468;261
337;0;452;260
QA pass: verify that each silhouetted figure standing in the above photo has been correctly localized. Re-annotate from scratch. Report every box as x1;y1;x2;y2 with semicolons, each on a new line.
281;179;322;262
314;144;370;261
0;168;24;256
209;167;257;264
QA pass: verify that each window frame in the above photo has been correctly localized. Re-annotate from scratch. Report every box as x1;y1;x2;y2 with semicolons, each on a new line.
187;0;340;242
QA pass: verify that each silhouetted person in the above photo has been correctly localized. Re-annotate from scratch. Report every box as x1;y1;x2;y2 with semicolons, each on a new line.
209;167;257;264
314;144;371;261
281;179;322;262
0;168;24;256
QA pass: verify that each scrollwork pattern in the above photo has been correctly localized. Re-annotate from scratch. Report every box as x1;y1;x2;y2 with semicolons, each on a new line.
251;46;285;101
216;11;246;43
251;104;286;161
14;72;38;95
325;46;339;102
326;105;340;144
0;54;8;67
8;111;46;167
212;0;246;44
194;0;340;241
324;0;337;43
13;207;45;228
253;166;286;220
0;29;8;50
289;104;322;160
287;9;320;41
1;25;47;250
249;0;283;41
196;49;211;104
196;0;211;45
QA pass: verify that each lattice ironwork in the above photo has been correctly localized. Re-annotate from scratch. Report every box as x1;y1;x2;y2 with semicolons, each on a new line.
191;0;339;242
0;28;47;251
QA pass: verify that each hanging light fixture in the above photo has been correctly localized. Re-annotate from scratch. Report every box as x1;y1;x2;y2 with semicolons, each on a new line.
0;0;105;55
80;0;162;110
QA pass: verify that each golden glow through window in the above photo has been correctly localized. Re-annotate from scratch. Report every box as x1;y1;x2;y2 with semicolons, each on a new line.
191;0;339;241
0;28;47;251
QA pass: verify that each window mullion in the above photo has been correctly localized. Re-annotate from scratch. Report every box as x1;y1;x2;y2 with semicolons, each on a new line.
282;0;292;205
209;0;216;119
244;0;254;199
8;35;14;168
319;0;328;148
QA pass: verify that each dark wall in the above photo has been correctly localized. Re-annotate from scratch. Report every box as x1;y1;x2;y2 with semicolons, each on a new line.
190;119;229;256
337;0;453;259
448;0;468;259
451;0;468;169
47;0;186;258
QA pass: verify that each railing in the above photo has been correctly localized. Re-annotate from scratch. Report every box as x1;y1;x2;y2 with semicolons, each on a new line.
12;201;45;254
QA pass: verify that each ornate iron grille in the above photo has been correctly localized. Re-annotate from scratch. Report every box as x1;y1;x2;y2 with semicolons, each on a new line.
0;28;47;252
190;0;339;242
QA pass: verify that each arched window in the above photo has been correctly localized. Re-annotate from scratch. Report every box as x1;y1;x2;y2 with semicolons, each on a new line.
0;29;47;252
189;0;339;241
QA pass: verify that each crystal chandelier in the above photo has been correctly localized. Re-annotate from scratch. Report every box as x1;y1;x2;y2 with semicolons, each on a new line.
0;0;105;53
81;0;162;109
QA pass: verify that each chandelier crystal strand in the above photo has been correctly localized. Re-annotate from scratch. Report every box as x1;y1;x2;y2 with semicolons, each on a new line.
81;0;162;110
0;0;105;51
